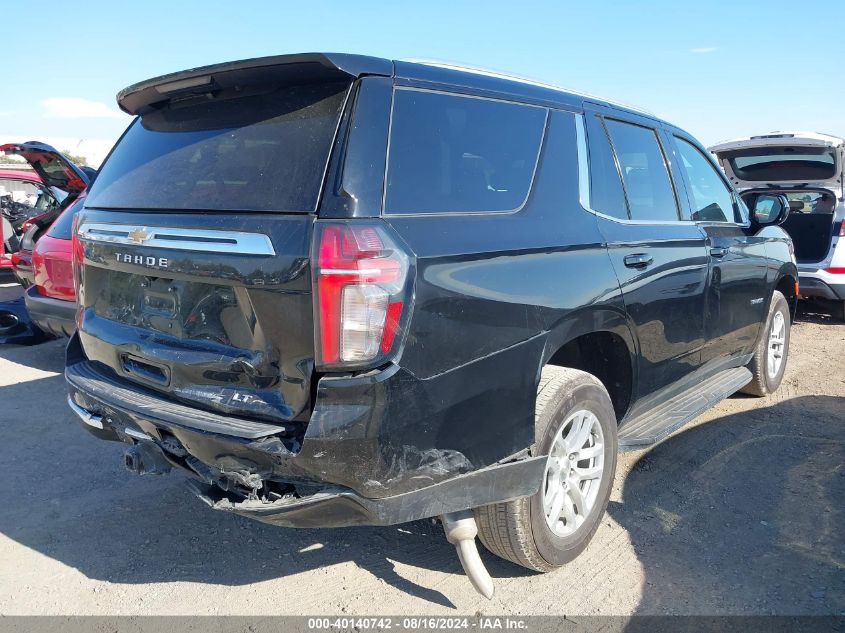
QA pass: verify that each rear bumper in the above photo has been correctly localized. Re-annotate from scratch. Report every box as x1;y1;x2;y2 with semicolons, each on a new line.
65;334;545;527
188;456;542;528
24;285;76;337
798;274;845;301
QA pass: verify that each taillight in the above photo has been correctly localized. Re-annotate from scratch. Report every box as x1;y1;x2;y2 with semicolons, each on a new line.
313;222;412;367
71;214;83;299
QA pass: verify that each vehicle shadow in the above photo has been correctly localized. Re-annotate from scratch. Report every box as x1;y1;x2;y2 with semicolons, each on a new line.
609;394;844;616
795;299;842;325
1;337;841;612
0;342;471;609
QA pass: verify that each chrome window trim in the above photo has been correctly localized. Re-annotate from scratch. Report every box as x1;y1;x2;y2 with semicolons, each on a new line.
575;113;695;226
77;222;276;256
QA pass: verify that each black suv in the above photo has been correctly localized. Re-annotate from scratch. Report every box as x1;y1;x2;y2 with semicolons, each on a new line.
66;53;797;598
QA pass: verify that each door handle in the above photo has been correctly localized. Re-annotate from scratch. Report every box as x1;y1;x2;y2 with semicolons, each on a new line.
709;247;728;258
623;253;653;269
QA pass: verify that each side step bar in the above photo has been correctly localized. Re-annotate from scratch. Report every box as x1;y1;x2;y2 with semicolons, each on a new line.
618;366;752;450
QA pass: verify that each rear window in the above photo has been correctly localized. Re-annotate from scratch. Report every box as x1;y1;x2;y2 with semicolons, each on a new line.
727;147;837;182
385;90;546;214
85;81;349;212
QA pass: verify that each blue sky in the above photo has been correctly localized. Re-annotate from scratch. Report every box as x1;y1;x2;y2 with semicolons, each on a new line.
3;0;843;165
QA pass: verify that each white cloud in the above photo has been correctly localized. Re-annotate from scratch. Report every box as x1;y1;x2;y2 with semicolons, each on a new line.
690;47;718;54
42;97;124;120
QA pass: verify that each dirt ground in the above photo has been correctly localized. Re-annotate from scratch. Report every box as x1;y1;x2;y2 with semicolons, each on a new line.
0;280;842;616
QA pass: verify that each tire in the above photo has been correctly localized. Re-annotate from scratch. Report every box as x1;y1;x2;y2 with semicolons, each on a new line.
834;301;845;323
741;290;791;397
474;366;618;572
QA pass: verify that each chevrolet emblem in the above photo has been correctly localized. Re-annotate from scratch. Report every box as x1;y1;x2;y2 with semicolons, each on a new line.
127;228;151;244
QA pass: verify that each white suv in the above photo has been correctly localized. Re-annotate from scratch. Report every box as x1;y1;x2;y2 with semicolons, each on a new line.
711;132;845;320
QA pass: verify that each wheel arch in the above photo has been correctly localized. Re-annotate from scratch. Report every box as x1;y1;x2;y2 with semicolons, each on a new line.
539;307;638;423
773;262;799;320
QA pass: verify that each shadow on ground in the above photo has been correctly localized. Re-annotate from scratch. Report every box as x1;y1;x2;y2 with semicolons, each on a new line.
610;394;844;615
1;340;842;613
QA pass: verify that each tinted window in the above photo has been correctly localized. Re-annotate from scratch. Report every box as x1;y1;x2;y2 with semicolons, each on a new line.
585;115;628;219
674;137;736;222
385;90;546;214
85;81;349;212
46;197;85;239
605;120;679;221
727;147;836;181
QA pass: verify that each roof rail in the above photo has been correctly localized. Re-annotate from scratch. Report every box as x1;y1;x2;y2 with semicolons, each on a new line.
400;58;656;117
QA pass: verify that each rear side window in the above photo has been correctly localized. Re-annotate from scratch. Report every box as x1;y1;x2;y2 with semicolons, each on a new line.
85;81;349;212
585;115;628;219
674;137;737;223
604;119;679;222
385;90;546;214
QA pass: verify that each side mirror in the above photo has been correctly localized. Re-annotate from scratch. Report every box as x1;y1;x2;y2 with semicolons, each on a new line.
751;193;790;226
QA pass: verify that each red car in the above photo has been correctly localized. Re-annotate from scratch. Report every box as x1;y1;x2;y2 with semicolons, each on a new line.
26;195;86;336
1;168;47;273
0;142;92;336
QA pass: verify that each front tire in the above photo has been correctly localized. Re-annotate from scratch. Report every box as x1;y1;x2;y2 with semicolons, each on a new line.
741;290;791;396
475;366;618;572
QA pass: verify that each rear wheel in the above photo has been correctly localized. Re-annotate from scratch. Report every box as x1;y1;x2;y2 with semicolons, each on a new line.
474;366;617;572
741;290;791;396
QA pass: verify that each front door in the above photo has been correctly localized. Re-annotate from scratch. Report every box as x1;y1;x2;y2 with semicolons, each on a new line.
668;133;769;368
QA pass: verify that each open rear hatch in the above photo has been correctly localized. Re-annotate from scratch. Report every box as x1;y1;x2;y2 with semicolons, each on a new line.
0;142;90;197
73;55;380;427
711;132;844;263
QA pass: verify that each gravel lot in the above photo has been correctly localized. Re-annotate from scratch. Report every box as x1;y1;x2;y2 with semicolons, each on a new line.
0;280;842;616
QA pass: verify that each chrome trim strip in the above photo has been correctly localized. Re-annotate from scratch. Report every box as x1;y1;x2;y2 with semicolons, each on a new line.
77;222;275;256
575;114;591;210
125;427;152;441
67;396;104;430
575;114;709;227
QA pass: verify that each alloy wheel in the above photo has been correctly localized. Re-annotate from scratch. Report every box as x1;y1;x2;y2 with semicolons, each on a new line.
542;409;606;537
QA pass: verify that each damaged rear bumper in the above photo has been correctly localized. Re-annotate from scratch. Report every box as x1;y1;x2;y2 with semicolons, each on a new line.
65;333;545;527
187;456;542;528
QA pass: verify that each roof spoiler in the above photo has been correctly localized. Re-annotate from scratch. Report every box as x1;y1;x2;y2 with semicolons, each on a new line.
116;52;393;115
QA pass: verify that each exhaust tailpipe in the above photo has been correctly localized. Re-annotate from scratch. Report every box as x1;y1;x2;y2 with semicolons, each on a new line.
441;510;494;600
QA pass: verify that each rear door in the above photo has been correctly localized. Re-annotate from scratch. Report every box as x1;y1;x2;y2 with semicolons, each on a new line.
670;132;768;367
584;107;709;400
74;67;355;425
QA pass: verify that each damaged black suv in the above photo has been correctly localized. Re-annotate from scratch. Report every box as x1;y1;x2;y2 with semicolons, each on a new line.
66;53;797;597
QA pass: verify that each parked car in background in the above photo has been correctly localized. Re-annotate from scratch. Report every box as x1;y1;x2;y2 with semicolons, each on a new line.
25;195;86;336
0;142;92;287
67;53;798;598
711;132;845;320
0;167;48;272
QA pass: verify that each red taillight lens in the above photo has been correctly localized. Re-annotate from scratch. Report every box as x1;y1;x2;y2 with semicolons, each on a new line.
314;223;410;366
71;214;83;299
